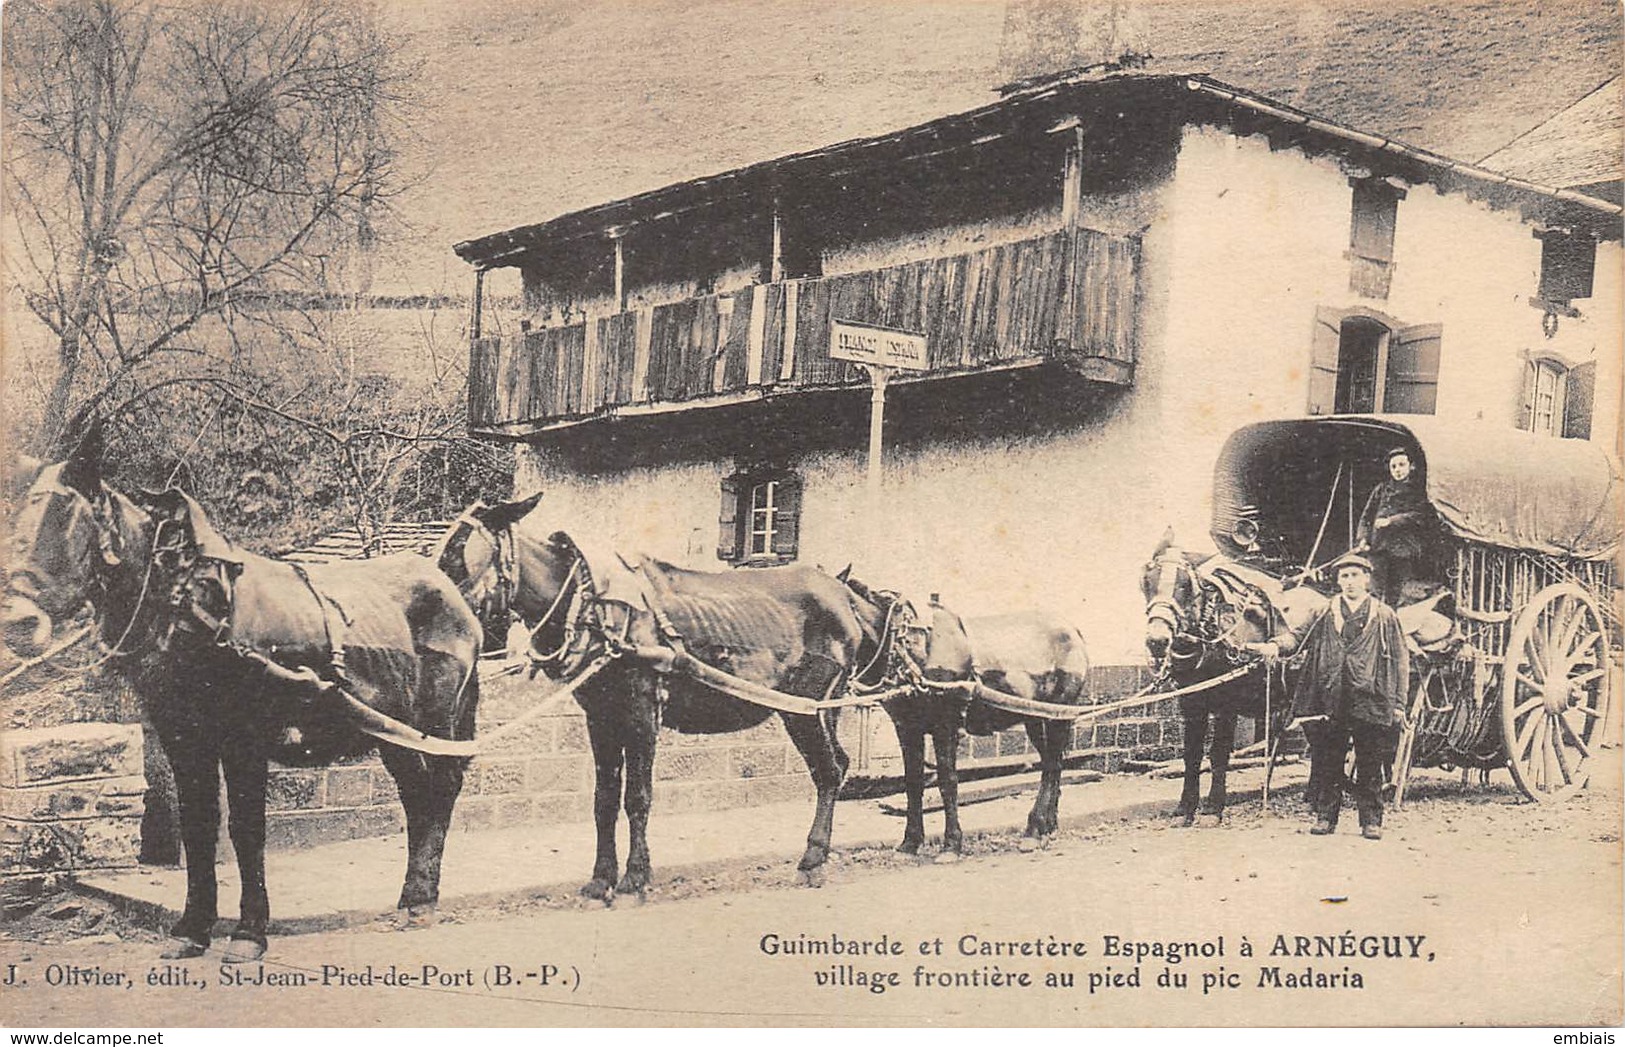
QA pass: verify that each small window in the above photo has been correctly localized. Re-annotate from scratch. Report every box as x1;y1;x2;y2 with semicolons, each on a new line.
1521;358;1596;439
1537;232;1596;306
1309;313;1440;416
1348;178;1403;300
747;480;781;557
718;468;802;565
1333;319;1383;413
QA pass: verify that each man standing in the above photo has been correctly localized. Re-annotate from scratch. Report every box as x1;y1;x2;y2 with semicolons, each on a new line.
1248;552;1409;839
1355;447;1433;605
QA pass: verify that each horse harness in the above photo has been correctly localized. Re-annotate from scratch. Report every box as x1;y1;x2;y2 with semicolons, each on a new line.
1147;552;1267;672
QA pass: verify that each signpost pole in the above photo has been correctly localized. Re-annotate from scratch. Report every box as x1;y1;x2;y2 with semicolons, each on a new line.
829;318;927;570
864;363;889;567
829;319;925;778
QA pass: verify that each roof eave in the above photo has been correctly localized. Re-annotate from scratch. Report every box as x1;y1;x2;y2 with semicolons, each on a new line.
453;72;1624;270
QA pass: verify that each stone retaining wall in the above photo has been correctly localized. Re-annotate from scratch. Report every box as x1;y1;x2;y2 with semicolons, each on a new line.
0;723;146;917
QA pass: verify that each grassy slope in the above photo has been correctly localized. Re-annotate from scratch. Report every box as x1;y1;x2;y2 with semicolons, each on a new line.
382;0;1620;295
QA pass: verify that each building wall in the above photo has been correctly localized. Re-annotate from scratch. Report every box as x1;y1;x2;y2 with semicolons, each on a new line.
514;121;1622;665
1146;125;1623;558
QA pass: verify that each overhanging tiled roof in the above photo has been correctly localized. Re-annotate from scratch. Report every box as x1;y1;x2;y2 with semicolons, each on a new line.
1479;78;1622;194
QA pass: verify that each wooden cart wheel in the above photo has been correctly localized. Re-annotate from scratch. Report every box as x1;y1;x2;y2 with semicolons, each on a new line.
1501;583;1613;802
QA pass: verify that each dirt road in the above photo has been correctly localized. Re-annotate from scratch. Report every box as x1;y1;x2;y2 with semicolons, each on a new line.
5;774;1620;1028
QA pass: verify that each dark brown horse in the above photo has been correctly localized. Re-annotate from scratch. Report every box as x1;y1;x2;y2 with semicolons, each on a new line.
1141;529;1314;824
841;575;1090;858
435;494;864;899
2;426;482;960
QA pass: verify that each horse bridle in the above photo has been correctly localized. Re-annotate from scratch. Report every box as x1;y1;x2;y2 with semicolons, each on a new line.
441;508;593;670
8;479;186;659
1144;552;1200;639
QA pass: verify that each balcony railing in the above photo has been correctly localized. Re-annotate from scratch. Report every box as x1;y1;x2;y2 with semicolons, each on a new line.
469;226;1140;434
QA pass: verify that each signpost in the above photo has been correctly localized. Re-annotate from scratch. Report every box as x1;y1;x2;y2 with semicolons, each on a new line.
830;320;928;566
830;319;928;772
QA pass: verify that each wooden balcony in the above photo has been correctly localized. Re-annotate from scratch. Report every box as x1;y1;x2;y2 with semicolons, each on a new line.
468;227;1140;438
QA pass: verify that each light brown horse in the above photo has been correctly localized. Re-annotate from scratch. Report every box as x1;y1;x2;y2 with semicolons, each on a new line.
435;494;866;899
2;424;482;960
841;575;1090;858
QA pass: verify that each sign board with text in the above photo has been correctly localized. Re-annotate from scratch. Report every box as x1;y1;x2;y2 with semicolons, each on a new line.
830;319;929;371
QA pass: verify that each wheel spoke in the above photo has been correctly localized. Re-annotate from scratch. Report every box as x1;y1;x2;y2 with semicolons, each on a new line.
1531;718;1549;790
1512;693;1544;717
1549;720;1574;785
1516;710;1543;763
1573;703;1605;720
1552;598;1584;660
1569;631;1601;660
1524;628;1548;681
1567;666;1607;688
1515;672;1543;695
1557;715;1593;760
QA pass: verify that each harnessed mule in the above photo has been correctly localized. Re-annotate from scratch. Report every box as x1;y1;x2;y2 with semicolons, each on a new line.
435;494;864;898
1;426;482;960
1142;529;1305;824
841;574;1090;857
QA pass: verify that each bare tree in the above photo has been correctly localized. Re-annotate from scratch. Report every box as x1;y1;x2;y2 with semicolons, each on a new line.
3;0;408;453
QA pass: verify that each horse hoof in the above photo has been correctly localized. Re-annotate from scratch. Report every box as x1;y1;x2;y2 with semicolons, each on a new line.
579;880;613;903
1017;836;1040;853
160;938;208;960
797;865;827;888
896;841;921;856
933;850;961;865
221;938;266;964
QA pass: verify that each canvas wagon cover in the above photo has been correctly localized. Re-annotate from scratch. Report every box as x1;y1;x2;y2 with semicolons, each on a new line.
1211;416;1623;561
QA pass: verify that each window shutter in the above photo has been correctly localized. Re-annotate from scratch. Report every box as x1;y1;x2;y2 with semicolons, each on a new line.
1350;181;1399;263
1348;180;1400;299
1519;360;1537;431
1540;234;1596;304
717;474;742;562
1384;324;1442;415
1562;361;1596;440
1307;316;1340;415
769;474;802;560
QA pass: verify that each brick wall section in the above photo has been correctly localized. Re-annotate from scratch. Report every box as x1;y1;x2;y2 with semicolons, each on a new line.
0;659;1206;871
261;661;1193;850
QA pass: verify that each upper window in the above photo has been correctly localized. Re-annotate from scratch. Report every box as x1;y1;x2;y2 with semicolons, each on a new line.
1521;358;1595;439
717;468;802;565
1348;178;1404;300
1308;312;1441;416
1536;231;1596;308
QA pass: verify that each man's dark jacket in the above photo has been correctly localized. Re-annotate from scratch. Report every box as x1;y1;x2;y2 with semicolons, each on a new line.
1357;477;1431;559
1273;595;1410;726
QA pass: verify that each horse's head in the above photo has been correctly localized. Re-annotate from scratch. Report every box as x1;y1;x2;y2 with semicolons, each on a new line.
1141;527;1201;665
435;491;545;654
2;421;117;656
837;568;905;686
837;568;964;688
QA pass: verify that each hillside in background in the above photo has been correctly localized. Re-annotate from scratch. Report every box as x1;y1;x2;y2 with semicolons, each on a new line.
380;0;1620;296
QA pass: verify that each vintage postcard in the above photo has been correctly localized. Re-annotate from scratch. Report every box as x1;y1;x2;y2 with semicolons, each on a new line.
2;0;1620;1031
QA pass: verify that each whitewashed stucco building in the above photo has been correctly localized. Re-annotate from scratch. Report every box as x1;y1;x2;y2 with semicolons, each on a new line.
455;71;1623;665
